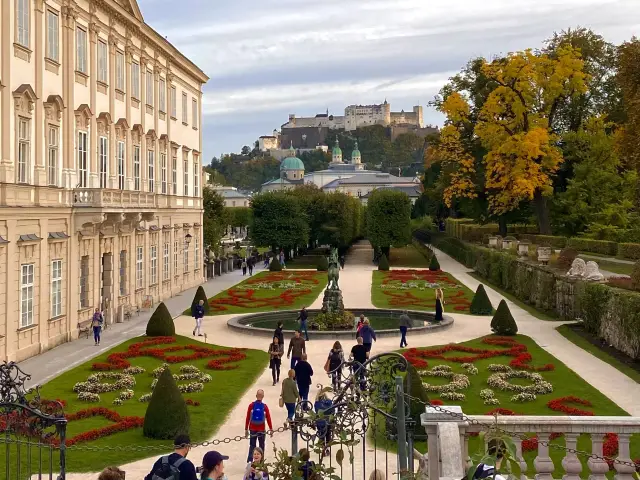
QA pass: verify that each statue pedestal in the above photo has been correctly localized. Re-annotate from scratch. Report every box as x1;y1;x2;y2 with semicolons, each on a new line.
322;288;344;314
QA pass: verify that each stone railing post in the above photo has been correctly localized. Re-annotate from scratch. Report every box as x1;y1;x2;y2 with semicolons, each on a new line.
512;437;527;480
614;433;636;480
561;433;581;480
421;405;467;480
533;433;554;480
587;435;609;480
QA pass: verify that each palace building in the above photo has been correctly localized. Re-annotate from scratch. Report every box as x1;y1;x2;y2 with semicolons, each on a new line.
0;0;208;361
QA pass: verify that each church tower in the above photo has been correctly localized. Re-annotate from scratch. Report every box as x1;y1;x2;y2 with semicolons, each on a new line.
351;141;364;170
332;138;343;163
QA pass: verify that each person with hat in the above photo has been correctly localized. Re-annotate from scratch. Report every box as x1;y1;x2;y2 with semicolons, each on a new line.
145;434;197;480
199;451;228;480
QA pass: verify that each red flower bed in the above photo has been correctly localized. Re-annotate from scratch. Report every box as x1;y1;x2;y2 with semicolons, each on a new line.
547;396;594;416
382;270;459;286
91;337;247;371
403;337;555;371
186;399;201;407
208;271;322;312
486;408;517;416
430;399;444;406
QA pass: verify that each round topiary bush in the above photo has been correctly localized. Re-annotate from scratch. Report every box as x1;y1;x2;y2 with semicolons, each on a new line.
269;256;282;271
429;254;440;271
143;368;190;439
490;300;518;336
146;302;175;337
470;284;493;315
192;286;210;315
404;363;430;436
378;254;389;271
317;255;329;272
632;260;640;291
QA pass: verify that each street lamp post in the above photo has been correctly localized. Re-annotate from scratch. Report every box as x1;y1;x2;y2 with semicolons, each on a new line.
184;233;193;251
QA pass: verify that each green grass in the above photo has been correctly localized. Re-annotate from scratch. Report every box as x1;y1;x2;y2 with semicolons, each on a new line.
556;324;640;384
375;334;638;478
183;270;327;315
21;335;268;473
371;270;475;314
388;244;431;267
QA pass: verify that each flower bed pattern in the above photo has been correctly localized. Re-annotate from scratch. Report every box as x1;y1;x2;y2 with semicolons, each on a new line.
59;407;144;446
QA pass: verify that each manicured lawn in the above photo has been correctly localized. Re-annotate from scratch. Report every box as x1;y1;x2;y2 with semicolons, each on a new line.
186;270;326;315
388;244;431;267
375;334;638;478
371;270;475;313
29;335;268;472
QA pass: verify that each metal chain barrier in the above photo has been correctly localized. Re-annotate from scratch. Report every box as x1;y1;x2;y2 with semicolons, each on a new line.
402;392;639;469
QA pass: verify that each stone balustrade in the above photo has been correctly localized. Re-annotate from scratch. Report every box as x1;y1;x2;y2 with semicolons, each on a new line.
422;407;640;480
72;188;158;209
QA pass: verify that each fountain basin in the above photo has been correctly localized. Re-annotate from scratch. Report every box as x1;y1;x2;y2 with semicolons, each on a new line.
227;308;453;339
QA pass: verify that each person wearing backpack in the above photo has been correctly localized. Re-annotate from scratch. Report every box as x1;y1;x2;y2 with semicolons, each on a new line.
244;389;273;462
144;434;197;480
464;444;507;480
91;308;104;346
323;341;344;391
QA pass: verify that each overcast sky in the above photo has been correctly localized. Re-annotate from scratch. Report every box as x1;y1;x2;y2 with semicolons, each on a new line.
139;0;639;162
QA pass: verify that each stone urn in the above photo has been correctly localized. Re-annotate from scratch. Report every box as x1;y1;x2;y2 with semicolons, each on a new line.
537;246;552;265
488;236;499;249
502;236;517;250
518;241;530;257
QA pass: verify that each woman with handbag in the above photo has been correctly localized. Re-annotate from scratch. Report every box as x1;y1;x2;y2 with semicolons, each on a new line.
268;336;284;386
324;341;344;391
280;369;299;425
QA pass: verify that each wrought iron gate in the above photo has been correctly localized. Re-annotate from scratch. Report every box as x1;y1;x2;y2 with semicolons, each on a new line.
0;361;67;480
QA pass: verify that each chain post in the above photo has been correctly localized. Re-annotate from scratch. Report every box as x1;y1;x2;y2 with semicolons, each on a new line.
395;376;408;476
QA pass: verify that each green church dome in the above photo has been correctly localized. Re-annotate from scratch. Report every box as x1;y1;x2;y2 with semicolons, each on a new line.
352;140;361;157
280;155;304;171
332;138;342;156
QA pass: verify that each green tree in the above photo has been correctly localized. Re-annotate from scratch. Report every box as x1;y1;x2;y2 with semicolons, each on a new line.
143;368;190;439
146;302;175;337
227;207;252;227
251;191;309;253
366;189;411;256
299;150;331;172
203;188;229;250
388;132;423;171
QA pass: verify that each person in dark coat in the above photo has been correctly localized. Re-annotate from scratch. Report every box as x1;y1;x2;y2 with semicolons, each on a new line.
358;319;377;354
435;288;444;321
293;353;313;404
273;321;284;346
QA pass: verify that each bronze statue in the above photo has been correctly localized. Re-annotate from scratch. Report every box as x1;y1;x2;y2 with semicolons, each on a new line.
327;248;340;290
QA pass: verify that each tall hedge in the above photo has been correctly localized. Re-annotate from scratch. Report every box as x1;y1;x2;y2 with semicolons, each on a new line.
378;254;389;271
269;257;282;271
490;300;518;336
470;284;493;315
429;254;440;271
143;368;190;439
251;191;309;252
618;243;640;260
146;302;175;337
192;286;210;315
366;189;411;251
317;255;329;271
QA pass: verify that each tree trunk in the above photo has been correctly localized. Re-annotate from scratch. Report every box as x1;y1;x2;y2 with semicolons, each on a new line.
498;216;507;237
534;190;552;235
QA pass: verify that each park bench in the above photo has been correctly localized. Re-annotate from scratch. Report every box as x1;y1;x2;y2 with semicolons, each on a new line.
123;303;139;322
77;318;92;339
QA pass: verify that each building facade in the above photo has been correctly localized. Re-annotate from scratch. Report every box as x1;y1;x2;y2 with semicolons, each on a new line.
0;0;209;361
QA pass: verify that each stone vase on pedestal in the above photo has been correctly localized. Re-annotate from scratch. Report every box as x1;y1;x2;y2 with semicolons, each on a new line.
537;246;552;265
518;241;530;257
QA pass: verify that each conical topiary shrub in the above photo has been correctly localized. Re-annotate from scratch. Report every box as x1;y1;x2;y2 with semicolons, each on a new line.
192;286;210;315
403;363;430;436
429;254;440;271
317;255;329;272
143;368;190;439
269;256;282;271
378;254;389;271
146;302;175;337
490;300;518;336
470;284;493;315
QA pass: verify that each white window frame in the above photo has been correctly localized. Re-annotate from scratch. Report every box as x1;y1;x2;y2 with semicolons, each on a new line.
51;259;62;318
99;136;108;188
78;130;88;187
172;153;177;194
183;244;189;274
170;86;177;118
183;158;189;196
194;235;200;270
17;117;30;184
133;145;140;191
117;141;125;190
79;255;89;308
148;150;155;192
150;245;157;285
182;92;188;124
116;51;125;91
159;78;166;112
136;246;143;289
192;98;198;128
146;70;154;107
20;263;35;327
163;243;170;281
161;153;167;194
132;62;140;99
17;0;30;48
97;40;108;83
76;27;87;74
48;125;58;186
119;250;127;296
193;157;200;197
46;9;59;61
173;241;178;276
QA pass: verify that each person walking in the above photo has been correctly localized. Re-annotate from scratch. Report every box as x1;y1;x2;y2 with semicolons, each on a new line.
248;257;254;276
354;314;365;337
145;434;198;480
273;321;284;346
435;288;445;321
294;353;313;404
244;390;273;463
349;336;368;391
241;258;248;276
279;250;285;268
268;336;284;386
359;318;377;354
324;341;344;391
199;451;228;480
263;254;270;269
314;391;334;458
287;330;306;369
339;255;345;269
191;299;205;337
297;307;309;341
280;369;299;424
398;310;412;348
91;308;104;346
243;447;269;480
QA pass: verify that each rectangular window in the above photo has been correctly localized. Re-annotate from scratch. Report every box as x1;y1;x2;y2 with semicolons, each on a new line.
132;62;140;99
117;141;125;190
76;27;87;74
48;126;58;186
192;98;198;128
46;10;59;61
136;246;143;289
194;235;200;270
116;51;125;91
193;158;200;197
17;0;30;48
183;158;189;196
119;250;127;296
161;153;167;194
98;40;108;83
20;264;34;327
163;243;170;281
159;78;166;112
182;92;188;123
80;255;89;308
146;70;154;107
171;86;177;118
150;245;157;285
99;136;108;188
51;260;62;318
148;150;155;192
133;145;140;191
17;118;30;184
174;241;178;276
78;131;88;187
184;244;189;274
172;153;177;194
